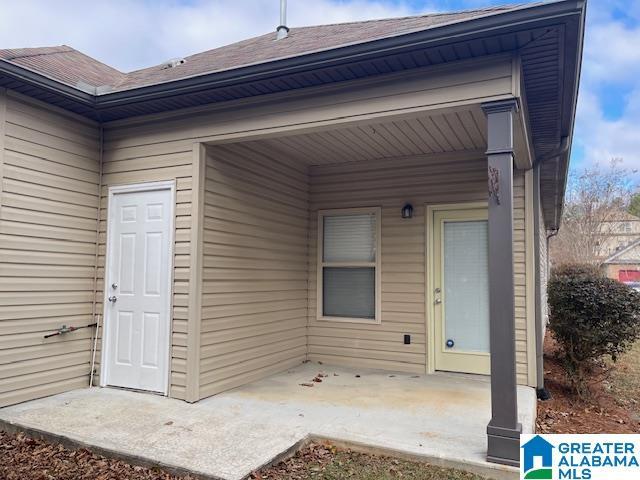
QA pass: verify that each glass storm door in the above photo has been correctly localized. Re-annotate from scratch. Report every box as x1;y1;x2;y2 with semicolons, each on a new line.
433;208;490;375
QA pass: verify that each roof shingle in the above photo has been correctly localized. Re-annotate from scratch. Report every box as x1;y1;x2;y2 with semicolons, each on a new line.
0;4;530;93
0;46;125;91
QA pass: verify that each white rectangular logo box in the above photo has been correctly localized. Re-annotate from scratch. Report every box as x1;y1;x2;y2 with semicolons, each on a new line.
521;434;640;480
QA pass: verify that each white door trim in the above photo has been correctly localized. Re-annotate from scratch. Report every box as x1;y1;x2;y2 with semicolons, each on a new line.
425;201;487;375
100;180;176;395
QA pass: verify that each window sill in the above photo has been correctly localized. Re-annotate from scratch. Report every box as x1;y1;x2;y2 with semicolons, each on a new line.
317;315;381;325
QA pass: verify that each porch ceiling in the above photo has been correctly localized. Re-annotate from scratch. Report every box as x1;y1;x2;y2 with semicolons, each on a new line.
218;106;488;167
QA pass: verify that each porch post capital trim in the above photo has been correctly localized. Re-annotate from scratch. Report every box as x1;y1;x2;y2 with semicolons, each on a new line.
482;99;519;155
481;98;519;115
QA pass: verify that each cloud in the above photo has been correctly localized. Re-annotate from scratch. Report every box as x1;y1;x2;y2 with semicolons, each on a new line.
583;20;640;85
0;0;419;72
571;1;640;178
574;88;640;173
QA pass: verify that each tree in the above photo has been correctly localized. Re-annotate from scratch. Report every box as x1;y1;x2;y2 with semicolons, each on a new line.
550;160;637;266
629;192;640;218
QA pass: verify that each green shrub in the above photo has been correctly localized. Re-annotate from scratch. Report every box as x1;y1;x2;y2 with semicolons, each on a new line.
548;263;640;397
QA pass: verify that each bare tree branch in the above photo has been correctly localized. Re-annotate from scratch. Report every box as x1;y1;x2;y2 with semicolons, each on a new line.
551;159;637;266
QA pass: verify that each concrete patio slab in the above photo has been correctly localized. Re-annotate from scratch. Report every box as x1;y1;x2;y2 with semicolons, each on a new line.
0;363;535;480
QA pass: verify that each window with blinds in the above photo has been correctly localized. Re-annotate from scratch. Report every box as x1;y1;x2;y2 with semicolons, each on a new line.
317;208;381;322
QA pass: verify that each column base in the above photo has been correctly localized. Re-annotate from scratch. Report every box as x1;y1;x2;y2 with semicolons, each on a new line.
487;421;522;467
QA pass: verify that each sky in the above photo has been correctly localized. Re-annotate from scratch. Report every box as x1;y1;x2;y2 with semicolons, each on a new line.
0;0;638;178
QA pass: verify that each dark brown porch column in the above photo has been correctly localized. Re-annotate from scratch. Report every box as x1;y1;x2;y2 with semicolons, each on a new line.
482;99;522;467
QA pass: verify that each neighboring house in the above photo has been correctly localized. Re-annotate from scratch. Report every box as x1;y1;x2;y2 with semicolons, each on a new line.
596;212;640;259
0;0;585;467
602;238;640;288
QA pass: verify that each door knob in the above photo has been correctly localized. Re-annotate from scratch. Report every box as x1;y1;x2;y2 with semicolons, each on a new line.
434;298;442;304
108;296;117;304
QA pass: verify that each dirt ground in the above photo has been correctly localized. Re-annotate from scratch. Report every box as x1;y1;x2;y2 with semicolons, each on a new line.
536;334;640;434
252;442;486;480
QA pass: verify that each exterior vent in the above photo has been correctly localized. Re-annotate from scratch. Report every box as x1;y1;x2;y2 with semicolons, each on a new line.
162;58;186;69
276;0;289;40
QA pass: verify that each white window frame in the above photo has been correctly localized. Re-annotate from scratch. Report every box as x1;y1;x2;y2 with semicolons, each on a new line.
316;207;382;324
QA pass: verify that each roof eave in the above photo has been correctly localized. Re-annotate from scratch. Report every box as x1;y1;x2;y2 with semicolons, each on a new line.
551;0;587;230
0;59;95;105
604;239;640;264
0;1;586;115
94;0;587;109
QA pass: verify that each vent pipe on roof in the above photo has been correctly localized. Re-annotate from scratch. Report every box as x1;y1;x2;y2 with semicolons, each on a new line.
276;0;289;40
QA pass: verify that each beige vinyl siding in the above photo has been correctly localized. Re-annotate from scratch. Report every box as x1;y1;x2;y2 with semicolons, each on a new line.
98;57;514;399
513;170;536;386
307;153;530;384
0;90;100;407
97;128;195;400
198;143;309;398
103;56;513;150
0;54;535;405
93;56;518;397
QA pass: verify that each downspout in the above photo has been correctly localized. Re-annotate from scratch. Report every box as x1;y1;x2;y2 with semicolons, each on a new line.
532;140;568;401
89;125;104;388
546;229;559;268
533;163;550;400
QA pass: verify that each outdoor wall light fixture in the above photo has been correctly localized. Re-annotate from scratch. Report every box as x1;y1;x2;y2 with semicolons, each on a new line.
401;203;413;219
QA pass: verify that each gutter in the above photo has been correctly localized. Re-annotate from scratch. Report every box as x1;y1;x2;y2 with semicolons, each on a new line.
0;0;586;112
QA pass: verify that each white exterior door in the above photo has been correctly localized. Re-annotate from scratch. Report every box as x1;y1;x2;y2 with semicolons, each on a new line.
103;183;173;393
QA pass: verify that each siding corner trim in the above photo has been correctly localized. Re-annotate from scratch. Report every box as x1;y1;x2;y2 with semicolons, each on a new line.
186;143;206;402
